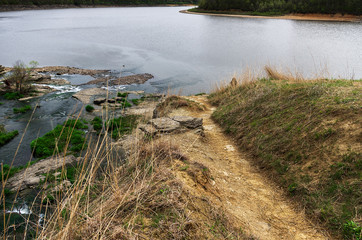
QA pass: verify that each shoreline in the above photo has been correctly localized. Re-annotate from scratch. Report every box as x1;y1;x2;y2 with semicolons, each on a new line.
180;9;362;22
0;4;195;12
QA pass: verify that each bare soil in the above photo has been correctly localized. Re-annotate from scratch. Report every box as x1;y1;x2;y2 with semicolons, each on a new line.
162;95;330;239
181;10;362;22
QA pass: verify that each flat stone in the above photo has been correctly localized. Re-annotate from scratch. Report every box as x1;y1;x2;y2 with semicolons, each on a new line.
7;155;79;192
139;124;158;136
149;117;180;132
73;88;107;104
30;73;51;82
94;98;106;105
37;78;70;86
172;116;203;129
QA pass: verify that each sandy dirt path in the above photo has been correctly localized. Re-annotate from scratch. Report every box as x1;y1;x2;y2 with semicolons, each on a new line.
167;95;330;240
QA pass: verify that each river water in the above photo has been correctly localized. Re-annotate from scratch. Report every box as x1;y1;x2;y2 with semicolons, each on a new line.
0;7;362;165
0;7;361;93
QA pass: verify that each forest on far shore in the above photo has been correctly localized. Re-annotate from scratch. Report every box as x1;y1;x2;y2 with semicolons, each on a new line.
0;0;196;6
198;0;362;15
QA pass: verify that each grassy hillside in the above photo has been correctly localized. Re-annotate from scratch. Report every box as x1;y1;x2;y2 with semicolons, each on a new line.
208;69;361;239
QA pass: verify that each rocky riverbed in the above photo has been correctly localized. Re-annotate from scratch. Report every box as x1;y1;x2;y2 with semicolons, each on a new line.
0;65;155;165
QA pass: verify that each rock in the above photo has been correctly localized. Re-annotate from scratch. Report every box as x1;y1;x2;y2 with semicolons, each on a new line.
35;66;110;77
6;155;80;192
83;73;154;86
172;116;203;129
30;73;51;82
108;99;116;103
51;180;71;193
194;128;205;137
125;101;158;118
36;78;70;86
149;117;180;133
115;97;125;102
139;124;158;136
152;108;160;118
94;98;106;105
230;77;237;86
73;88;107;104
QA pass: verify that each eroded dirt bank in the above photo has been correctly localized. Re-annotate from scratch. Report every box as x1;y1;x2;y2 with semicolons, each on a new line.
148;95;329;239
181;9;362;22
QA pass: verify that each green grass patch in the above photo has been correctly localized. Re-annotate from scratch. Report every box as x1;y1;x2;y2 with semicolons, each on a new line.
13;105;31;114
3;92;24;100
0;129;19;147
91;116;103;132
208;78;361;238
106;115;139;139
0;160;36;181
85;105;94;112
117;92;129;98
131;98;143;106
30;119;88;158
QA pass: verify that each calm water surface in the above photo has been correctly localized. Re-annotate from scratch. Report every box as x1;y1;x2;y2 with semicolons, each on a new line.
0;7;361;165
0;7;361;94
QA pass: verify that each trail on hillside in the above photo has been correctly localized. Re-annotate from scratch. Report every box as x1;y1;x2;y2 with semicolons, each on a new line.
167;95;330;240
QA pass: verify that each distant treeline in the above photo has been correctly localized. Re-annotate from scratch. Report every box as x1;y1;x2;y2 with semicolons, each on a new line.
198;0;362;15
0;0;196;5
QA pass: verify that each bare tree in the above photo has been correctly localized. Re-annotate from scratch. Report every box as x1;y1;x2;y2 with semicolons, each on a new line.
4;60;38;94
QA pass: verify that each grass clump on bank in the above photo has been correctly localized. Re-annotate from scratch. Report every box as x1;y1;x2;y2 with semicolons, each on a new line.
91;116;103;132
3;92;23;100
85;104;94;112
30;119;88;158
13;105;31;114
208;67;361;239
0;125;18;147
106;115;139;139
154;95;205;117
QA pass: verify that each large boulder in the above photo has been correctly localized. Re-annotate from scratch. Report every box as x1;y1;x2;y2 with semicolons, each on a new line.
172;116;203;129
6;155;80;192
149;117;180;133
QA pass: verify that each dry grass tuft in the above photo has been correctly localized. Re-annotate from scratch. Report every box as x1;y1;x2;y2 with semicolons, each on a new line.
264;65;306;81
32;137;244;240
154;95;205;118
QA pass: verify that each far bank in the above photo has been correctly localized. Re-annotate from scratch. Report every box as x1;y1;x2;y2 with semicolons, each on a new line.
0;4;196;12
182;9;362;22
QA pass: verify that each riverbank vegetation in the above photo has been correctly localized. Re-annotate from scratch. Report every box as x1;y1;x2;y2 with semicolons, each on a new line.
2;114;244;239
0;125;18;147
1;61;38;95
106;115;139;139
197;0;362;15
208;67;361;239
13;105;31;114
0;0;197;8
30;118;88;158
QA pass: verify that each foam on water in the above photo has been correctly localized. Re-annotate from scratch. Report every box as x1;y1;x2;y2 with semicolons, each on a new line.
101;85;126;91
6;203;32;215
33;84;81;94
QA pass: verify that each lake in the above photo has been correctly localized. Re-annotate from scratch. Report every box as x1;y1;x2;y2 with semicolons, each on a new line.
0;6;361;165
0;6;361;94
